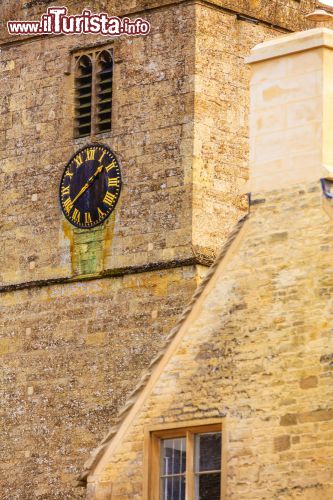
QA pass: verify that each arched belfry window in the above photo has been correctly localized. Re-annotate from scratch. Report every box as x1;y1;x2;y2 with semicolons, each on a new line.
75;55;93;138
97;50;113;133
74;48;113;138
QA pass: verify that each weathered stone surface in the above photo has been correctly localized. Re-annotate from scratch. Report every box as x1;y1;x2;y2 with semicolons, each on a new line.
0;5;197;287
0;1;323;499
0;0;317;45
300;376;318;389
0;266;199;498
274;434;291;453
91;30;333;497
0;1;310;288
97;183;333;499
192;5;283;260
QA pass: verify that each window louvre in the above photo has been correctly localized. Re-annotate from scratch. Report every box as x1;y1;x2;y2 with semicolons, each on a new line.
74;48;113;138
97;51;113;133
75;55;92;138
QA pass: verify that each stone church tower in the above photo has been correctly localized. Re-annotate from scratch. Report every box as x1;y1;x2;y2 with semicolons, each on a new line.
0;1;319;499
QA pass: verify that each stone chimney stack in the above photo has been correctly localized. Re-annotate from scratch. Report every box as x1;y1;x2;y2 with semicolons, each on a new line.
246;28;333;194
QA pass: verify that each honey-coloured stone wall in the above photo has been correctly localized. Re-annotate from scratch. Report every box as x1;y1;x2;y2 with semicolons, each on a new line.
0;3;197;288
89;27;333;499
0;266;200;498
0;0;316;45
95;183;333;500
0;1;318;499
192;5;283;261
0;0;317;285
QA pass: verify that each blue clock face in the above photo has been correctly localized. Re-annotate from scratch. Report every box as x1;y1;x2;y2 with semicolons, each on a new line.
60;144;121;228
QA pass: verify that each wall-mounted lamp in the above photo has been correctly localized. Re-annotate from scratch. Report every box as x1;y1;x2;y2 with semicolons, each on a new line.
320;178;333;220
321;178;333;199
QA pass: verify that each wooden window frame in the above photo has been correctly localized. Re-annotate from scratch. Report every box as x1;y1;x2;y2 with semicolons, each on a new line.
144;418;227;500
73;46;114;139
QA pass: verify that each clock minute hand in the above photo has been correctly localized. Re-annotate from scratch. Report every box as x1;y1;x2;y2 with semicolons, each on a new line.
72;182;89;204
72;165;104;204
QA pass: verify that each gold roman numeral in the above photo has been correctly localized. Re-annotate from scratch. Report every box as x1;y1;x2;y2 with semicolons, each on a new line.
86;148;95;161
99;150;107;163
65;171;74;179
105;160;117;173
61;185;70;197
108;177;119;187
103;191;116;206
97;207;106;219
85;212;92;224
72;208;81;224
74;154;83;168
63;197;73;214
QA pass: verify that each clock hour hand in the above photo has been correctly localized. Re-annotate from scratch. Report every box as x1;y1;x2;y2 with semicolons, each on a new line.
72;165;104;204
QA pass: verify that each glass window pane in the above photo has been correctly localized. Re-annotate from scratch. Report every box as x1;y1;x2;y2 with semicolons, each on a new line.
195;472;221;500
195;432;221;472
161;438;186;475
161;475;186;500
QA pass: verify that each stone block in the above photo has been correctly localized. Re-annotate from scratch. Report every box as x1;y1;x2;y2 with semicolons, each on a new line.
274;435;291;452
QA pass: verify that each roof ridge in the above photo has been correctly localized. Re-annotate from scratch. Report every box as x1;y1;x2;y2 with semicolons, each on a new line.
77;212;250;486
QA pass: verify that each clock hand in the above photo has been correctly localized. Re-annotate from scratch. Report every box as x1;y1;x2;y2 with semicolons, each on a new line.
72;182;89;204
72;165;104;204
